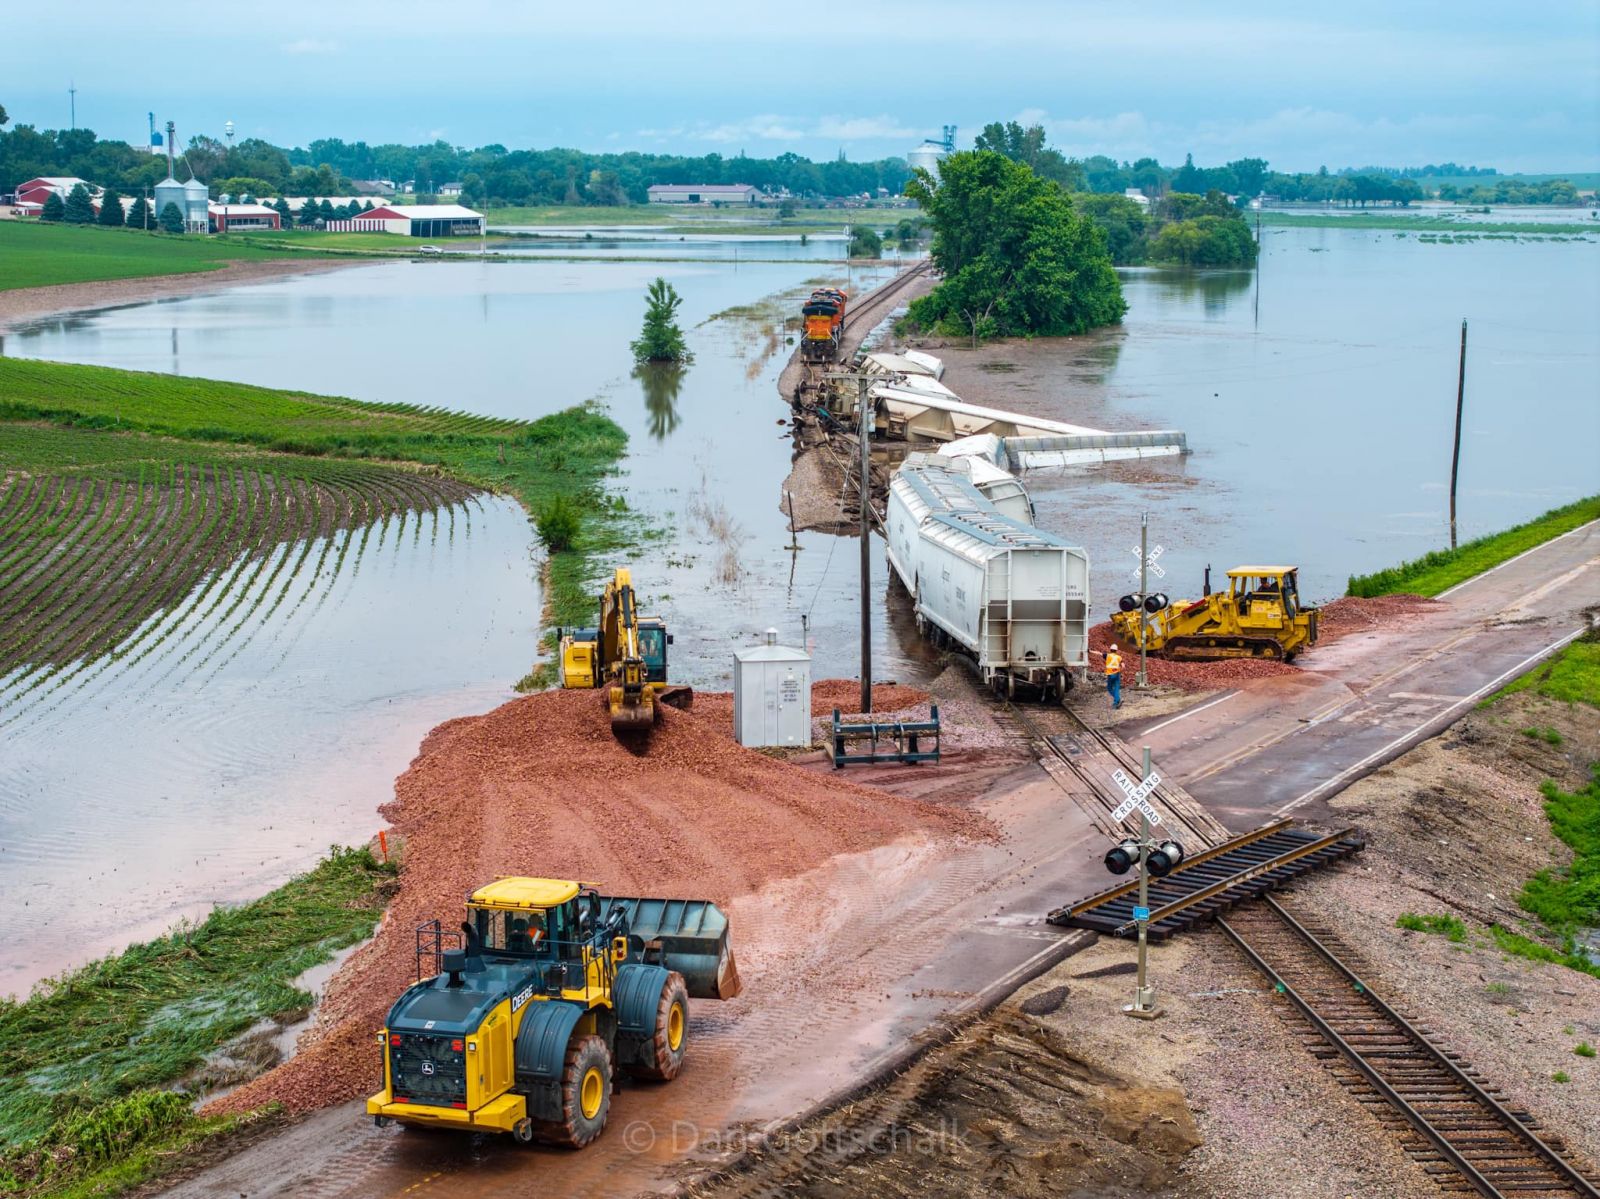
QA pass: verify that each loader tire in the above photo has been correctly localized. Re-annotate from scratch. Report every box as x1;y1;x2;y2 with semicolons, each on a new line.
629;972;690;1082
543;1034;612;1149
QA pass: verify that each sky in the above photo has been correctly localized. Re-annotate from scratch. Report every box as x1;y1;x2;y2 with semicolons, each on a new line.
4;1;1598;173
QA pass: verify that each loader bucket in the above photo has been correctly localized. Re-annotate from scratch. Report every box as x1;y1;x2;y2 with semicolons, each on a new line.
602;896;741;999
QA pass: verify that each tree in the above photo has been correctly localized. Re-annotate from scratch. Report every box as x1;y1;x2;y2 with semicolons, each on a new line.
63;182;96;224
1148;216;1258;267
298;199;321;227
125;196;151;229
777;197;798;219
630;277;692;363
1071;193;1149;265
272;197;292;226
159;202;185;234
848;226;882;258
97;187;125;226
1170;153;1204;194
40;191;65;222
905;151;1125;339
318;198;335;221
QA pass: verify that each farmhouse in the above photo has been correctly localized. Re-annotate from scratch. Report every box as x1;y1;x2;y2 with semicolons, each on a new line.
208;202;282;232
15;176;98;207
646;183;762;205
325;203;485;236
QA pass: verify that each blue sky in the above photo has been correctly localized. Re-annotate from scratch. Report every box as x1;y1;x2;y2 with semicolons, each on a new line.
4;1;1597;171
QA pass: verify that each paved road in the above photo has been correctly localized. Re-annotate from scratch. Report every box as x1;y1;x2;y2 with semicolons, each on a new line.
1122;519;1599;830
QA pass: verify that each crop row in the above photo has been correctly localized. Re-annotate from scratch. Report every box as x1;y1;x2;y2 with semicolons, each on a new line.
0;459;474;710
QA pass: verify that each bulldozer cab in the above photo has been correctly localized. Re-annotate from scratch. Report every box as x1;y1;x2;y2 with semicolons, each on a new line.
1227;567;1301;623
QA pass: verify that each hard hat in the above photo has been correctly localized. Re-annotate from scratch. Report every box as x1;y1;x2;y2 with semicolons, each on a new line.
1110;644;1118;651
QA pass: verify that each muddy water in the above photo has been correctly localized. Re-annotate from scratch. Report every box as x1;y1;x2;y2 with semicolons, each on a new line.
0;498;536;996
934;225;1600;605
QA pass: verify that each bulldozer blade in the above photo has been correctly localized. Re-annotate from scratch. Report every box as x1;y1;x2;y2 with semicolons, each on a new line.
602;896;742;999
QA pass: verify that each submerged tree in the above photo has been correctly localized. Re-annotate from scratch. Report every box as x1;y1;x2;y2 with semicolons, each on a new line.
905;150;1125;339
630;278;692;364
848;226;882;258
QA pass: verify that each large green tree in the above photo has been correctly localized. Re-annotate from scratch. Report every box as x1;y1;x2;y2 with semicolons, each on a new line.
96;187;124;226
39;191;64;222
63;182;96;224
124;196;151;229
159;201;185;234
905;150;1125;340
630;277;692;363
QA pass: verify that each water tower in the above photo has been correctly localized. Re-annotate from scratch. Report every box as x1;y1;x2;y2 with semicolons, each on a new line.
148;113;164;156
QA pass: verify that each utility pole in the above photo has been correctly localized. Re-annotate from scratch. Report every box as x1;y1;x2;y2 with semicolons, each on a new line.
1129;746;1157;1017
1449;318;1467;550
1253;209;1261;329
1138;513;1149;689
858;375;873;714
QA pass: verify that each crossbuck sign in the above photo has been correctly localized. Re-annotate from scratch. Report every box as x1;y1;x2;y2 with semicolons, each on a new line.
1110;767;1163;826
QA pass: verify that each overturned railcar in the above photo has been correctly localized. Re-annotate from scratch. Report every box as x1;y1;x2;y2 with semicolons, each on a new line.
886;456;1089;700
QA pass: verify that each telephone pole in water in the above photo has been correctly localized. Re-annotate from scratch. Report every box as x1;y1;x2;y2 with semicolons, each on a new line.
1449;319;1467;550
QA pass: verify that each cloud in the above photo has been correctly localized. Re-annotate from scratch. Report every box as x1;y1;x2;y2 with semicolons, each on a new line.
639;113;930;147
812;115;925;142
282;38;338;55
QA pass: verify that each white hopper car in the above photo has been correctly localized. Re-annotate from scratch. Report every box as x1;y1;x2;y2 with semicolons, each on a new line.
886;455;1089;700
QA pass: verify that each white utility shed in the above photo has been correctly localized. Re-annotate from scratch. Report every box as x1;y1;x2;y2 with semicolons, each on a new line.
733;630;812;747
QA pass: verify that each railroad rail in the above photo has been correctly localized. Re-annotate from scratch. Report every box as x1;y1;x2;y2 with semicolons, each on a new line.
1048;818;1364;938
1218;896;1600;1198
996;698;1231;850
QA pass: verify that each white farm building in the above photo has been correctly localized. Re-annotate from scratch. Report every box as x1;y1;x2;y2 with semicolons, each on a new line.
646;184;762;205
325;204;485;237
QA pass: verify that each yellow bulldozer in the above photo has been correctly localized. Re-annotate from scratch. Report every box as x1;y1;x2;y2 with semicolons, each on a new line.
368;877;739;1145
557;568;691;733
1111;565;1319;662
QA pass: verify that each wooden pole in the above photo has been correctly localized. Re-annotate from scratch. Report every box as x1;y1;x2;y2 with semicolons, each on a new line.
859;377;873;714
1449;319;1467;550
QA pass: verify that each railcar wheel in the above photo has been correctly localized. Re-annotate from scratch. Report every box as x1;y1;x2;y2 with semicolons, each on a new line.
629;972;690;1082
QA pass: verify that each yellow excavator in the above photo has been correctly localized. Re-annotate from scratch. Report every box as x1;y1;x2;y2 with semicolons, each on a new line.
1111;565;1319;662
557;568;692;733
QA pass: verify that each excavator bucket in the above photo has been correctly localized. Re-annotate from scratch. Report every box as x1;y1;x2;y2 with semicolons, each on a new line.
602;896;742;999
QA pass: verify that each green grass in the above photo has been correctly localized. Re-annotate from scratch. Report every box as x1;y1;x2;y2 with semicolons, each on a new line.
1492;635;1600;708
1576;1042;1597;1057
0;221;305;291
1522;726;1566;745
0;847;391;1152
1347;495;1600;597
1517;767;1600;939
485;203;877;237
1396;912;1468;942
1259;211;1599;235
1553;1070;1572;1083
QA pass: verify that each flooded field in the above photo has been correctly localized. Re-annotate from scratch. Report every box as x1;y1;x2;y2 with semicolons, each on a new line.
0;496;536;995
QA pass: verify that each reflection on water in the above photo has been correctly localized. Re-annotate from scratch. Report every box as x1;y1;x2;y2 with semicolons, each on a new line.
1139;266;1255;314
0;498;537;997
636;361;686;441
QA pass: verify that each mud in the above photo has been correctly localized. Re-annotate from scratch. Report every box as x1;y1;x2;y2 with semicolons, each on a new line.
206;688;992;1118
688;1004;1200;1199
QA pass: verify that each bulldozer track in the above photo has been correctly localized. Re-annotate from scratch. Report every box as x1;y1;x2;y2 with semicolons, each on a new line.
1218;896;1600;1199
994;698;1232;850
1047;818;1364;937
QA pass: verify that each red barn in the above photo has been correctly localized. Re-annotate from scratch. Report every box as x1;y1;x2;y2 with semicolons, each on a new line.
208;202;282;232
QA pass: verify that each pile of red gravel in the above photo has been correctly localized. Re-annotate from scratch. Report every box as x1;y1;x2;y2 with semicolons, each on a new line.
207;688;986;1117
1085;594;1440;691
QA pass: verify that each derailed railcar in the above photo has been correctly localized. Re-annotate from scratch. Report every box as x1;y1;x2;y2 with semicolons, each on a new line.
886;457;1089;700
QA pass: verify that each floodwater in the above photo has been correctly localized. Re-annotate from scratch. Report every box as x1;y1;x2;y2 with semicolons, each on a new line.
1;256;909;693
977;223;1600;605
0;498;537;995
483;231;880;261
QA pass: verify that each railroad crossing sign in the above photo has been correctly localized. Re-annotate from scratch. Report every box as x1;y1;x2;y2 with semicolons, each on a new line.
1110;767;1163;826
1129;541;1166;580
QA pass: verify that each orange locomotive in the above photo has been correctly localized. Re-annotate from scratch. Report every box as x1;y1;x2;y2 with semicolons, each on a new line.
800;287;848;362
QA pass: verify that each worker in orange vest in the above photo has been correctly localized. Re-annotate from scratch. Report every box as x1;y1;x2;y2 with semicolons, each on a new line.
1105;644;1123;709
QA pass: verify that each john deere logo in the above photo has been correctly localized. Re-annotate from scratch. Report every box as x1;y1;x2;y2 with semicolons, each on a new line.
421;1061;435;1076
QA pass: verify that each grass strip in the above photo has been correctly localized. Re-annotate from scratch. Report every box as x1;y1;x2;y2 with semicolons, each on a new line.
0;222;307;292
1257;211;1600;235
0;846;393;1157
1346;495;1600;597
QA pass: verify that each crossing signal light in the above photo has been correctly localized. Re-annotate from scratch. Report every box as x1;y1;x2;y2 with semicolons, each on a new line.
1104;839;1141;875
1146;840;1186;877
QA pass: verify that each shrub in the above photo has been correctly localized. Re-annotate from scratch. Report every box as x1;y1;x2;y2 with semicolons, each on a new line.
1574;1042;1596;1057
1395;912;1467;942
537;495;581;552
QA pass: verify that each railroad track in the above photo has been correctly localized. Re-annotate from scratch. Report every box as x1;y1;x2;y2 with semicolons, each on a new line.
995;697;1231;849
1219;895;1600;1199
1048;817;1364;937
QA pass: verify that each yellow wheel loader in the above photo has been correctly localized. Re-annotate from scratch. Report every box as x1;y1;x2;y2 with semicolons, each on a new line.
556;568;692;734
367;877;740;1145
1111;565;1318;662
